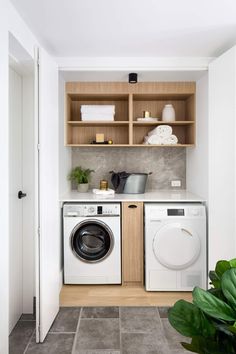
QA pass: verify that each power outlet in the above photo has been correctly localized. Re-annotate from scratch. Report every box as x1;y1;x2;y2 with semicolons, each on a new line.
171;180;181;188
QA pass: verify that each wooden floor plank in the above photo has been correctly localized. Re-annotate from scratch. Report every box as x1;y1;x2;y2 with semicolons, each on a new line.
60;285;192;307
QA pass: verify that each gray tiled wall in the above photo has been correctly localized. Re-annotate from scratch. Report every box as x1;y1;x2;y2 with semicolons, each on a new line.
71;147;186;190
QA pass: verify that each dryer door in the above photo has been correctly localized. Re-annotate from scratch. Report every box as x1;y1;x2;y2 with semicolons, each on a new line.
71;219;114;263
153;223;201;270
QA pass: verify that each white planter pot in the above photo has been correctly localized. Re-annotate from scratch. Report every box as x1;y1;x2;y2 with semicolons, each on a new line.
162;104;176;122
77;183;89;193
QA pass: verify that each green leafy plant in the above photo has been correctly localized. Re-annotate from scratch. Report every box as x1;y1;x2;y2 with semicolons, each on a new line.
68;166;94;185
168;258;236;354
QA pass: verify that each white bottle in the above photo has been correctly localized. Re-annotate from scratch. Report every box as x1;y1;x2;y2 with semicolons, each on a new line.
162;104;175;122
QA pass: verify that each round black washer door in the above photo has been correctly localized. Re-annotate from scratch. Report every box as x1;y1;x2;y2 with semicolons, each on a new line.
71;220;114;262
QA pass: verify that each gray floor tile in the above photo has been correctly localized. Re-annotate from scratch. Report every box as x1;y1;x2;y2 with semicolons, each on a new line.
74;318;120;351
19;314;35;321
121;333;163;354
81;307;119;319
50;307;81;332
157;306;170;318
120;307;161;333
162;318;190;351
25;333;74;354
9;321;35;354
77;351;120;354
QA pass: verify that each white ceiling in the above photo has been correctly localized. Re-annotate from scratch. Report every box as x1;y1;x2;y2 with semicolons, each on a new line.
10;0;236;58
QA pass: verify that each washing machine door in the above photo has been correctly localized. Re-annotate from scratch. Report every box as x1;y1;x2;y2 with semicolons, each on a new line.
153;223;201;270
71;219;114;263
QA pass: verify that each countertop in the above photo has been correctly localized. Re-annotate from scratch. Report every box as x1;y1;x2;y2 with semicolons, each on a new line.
60;190;205;203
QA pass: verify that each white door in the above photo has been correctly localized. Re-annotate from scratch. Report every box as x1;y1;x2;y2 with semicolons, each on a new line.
36;48;60;342
9;67;23;333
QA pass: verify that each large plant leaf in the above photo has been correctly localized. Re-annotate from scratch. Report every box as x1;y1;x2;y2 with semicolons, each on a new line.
193;287;236;321
182;336;228;354
222;268;236;311
209;271;221;289
208;288;226;301
168;300;215;338
215;260;231;279
229;258;236;268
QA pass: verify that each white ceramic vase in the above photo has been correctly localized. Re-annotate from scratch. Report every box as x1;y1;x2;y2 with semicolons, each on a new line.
162;104;175;122
77;183;89;193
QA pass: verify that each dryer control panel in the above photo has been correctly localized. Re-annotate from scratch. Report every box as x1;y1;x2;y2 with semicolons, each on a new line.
64;203;120;217
146;203;205;220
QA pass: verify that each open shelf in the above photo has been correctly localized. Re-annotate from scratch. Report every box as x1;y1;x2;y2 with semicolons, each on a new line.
65;82;196;147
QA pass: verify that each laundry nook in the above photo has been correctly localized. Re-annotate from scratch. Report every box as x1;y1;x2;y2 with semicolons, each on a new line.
2;1;236;354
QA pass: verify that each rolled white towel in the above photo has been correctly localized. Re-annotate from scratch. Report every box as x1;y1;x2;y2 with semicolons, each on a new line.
145;135;165;145
81;113;114;121
81;105;115;114
148;125;172;137
162;135;178;145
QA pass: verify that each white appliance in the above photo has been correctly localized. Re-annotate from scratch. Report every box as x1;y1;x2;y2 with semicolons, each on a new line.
63;203;121;284
145;203;206;291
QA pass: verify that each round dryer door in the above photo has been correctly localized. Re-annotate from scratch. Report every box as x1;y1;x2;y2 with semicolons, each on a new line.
153;223;201;270
71;220;114;263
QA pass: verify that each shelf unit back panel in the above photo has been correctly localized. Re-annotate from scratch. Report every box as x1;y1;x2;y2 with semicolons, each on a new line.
133;99;188;121
68;94;129;122
133;125;191;145
68;125;129;145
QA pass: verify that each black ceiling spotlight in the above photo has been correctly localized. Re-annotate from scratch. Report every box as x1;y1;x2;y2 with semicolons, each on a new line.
129;73;138;84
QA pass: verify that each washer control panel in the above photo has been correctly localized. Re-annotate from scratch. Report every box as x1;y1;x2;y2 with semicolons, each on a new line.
64;203;120;217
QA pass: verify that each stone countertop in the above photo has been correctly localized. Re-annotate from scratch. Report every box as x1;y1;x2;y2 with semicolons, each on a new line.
60;190;205;203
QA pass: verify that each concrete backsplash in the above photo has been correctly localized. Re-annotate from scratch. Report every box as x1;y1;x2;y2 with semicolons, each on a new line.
71;147;186;190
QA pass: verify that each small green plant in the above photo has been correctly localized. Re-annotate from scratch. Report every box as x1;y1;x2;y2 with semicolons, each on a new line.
68;166;94;185
168;258;236;354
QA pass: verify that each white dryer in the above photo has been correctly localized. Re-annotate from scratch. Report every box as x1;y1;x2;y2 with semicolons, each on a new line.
145;203;206;291
63;203;121;284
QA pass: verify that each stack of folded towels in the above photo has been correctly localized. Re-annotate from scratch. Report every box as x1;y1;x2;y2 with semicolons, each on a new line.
144;125;178;145
81;105;115;121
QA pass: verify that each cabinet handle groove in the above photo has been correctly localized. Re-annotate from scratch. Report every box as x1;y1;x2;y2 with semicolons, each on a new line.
128;204;138;209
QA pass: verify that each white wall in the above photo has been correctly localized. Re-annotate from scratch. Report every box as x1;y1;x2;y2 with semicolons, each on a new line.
208;46;236;270
0;1;39;353
186;74;209;200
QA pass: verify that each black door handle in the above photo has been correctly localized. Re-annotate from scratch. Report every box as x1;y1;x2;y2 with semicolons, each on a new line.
128;204;137;209
18;191;27;199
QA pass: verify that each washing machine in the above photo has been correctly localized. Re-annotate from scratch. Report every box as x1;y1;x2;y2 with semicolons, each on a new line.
63;203;121;284
145;203;207;291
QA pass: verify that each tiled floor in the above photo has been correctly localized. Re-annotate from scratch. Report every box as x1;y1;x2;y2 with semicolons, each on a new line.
9;307;189;354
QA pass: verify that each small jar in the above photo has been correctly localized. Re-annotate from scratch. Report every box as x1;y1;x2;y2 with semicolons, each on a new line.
143;110;151;118
162;104;175;122
100;180;108;190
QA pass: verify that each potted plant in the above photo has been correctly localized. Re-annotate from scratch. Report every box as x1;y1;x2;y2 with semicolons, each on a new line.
68;166;94;192
168;258;236;353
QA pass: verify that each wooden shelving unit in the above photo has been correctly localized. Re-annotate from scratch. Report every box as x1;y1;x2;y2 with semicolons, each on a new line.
65;82;196;147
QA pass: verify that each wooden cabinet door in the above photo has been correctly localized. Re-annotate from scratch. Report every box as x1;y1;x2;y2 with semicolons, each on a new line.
122;202;143;284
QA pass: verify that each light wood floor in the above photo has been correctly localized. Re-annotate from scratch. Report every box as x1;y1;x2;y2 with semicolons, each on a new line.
60;284;192;307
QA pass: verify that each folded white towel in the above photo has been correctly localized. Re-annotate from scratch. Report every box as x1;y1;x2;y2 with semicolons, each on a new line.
92;188;115;195
81;105;115;114
81;113;114;121
148;125;172;137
